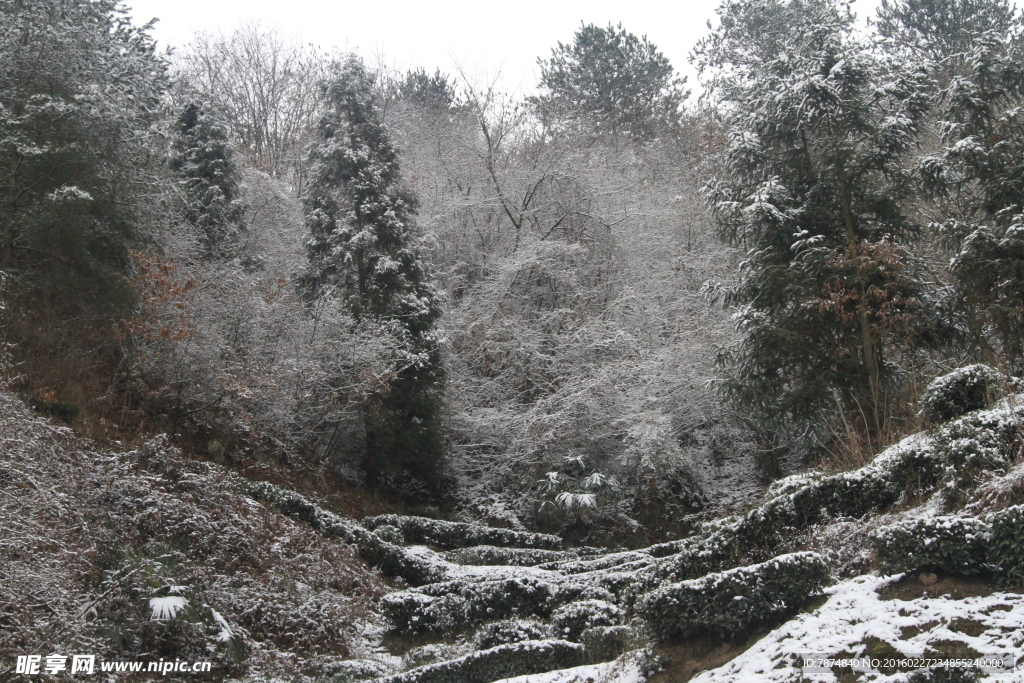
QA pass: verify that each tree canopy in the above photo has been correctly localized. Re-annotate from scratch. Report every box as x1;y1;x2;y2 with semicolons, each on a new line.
534;22;688;140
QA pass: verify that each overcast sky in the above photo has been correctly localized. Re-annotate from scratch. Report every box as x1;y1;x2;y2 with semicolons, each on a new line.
125;0;882;94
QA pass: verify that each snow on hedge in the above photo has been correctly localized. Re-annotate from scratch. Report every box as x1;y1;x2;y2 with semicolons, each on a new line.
363;514;563;550
446;545;573;567
919;364;1004;425
241;480;450;585
637;552;831;641
370;639;585;683
689;575;1024;683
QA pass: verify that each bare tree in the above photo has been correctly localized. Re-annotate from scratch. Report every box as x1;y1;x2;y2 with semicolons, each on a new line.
172;23;327;194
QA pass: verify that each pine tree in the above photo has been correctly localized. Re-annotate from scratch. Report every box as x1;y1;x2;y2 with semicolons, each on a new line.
875;0;1017;64
169;103;246;257
696;0;931;449
303;55;446;498
0;0;166;317
533;23;687;141
921;27;1024;366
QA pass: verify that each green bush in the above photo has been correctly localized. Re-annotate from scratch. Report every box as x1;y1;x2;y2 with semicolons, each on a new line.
919;365;1002;425
935;408;1020;490
550;600;622;641
871;516;991;576
373;640;585;683
989;505;1024;587
324;659;389;682
363;514;563;550
580;625;640;663
636;552;831;642
473;619;550;650
382;577;560;634
240;481;447;585
445;546;571;567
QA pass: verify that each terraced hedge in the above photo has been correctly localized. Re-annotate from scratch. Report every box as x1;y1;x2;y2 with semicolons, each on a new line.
444;546;572;567
871;516;992;576
989;505;1024;586
363;514;563;550
240;481;448;585
636;552;831;641
370;640;585;683
550;600;622;641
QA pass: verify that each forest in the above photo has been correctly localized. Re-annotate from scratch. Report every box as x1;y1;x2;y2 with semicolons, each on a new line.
3;0;1024;681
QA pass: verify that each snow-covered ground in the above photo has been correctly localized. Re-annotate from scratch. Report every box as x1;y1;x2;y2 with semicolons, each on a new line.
692;574;1024;682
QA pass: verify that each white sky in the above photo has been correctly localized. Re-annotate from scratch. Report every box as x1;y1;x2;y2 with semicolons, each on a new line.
125;0;882;94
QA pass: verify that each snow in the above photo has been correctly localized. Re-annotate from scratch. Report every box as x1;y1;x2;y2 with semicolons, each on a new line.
690;575;1024;682
491;653;647;683
149;596;188;620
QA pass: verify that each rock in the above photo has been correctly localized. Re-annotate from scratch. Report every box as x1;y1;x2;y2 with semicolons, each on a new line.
919;572;938;586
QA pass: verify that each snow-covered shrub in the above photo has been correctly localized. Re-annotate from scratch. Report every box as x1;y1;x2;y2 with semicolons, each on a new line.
241;481;448;585
362;514;563;550
444;546;571;567
402;644;469;670
383;577;559;634
324;659;390;682
649;438;945;586
935;407;1020;491
473;619;551;650
989;504;1024;586
373;524;404;545
540;550;652;574
372;640;586;683
637;552;831;641
550;600;622;641
871;516;992;576
580;625;642;663
919;365;1003;425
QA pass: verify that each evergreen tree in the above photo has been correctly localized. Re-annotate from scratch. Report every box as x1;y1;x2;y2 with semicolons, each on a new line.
696;0;931;449
0;0;166;317
303;55;446;498
533;22;687;141
398;68;459;112
922;28;1024;366
875;0;1017;64
169;103;246;257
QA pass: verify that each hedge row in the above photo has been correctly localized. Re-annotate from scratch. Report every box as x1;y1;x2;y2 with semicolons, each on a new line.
646;436;947;586
538;550;652;574
363;514;563;550
444;545;573;567
370;640;585;683
636;552;831;642
871;515;992;576
240;480;448;586
550;600;622;641
870;505;1024;585
380;570;632;635
473;619;551;650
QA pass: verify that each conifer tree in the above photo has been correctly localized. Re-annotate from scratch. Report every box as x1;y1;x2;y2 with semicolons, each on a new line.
697;0;931;449
534;23;687;140
921;28;1024;366
169;103;245;257
0;0;166;316
303;55;446;497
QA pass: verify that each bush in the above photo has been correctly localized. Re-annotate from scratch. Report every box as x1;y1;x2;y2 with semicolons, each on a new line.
989;504;1024;587
324;659;390;682
241;481;448;585
580;625;641;663
473;619;551;650
636;552;831;642
935;408;1020;490
871;516;992;576
919;365;1003;425
363;514;563;550
445;546;572;567
372;640;585;683
550;600;622;641
382;577;559;634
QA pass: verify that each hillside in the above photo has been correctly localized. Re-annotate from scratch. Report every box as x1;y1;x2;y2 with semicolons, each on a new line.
3;366;1023;681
